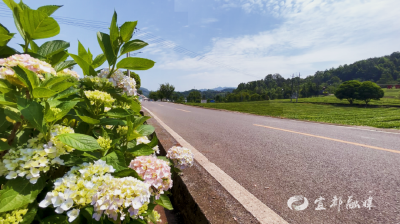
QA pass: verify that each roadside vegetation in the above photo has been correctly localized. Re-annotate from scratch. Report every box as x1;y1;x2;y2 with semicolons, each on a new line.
187;99;400;129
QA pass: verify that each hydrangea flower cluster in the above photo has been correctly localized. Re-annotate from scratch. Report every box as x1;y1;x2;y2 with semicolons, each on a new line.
58;68;80;80
91;176;151;221
0;207;28;224
166;146;194;170
98;68;137;96
97;136;112;150
129;156;172;199
0;54;56;80
81;76;114;90
39;160;116;222
116;125;128;135
84;90;115;107
0;66;14;79
0;125;74;184
137;136;159;154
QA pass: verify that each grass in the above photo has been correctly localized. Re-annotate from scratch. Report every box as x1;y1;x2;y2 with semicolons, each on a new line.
187;94;400;129
287;88;400;106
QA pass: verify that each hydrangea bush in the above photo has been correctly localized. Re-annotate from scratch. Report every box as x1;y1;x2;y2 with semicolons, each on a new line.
0;1;193;223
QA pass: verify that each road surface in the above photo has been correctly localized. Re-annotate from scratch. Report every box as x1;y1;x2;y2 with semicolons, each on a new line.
142;101;400;224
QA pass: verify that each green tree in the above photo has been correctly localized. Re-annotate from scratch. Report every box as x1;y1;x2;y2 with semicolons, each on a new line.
250;93;260;101
158;83;175;101
187;90;201;103
334;80;362;104
356;81;384;105
149;91;159;101
377;72;395;84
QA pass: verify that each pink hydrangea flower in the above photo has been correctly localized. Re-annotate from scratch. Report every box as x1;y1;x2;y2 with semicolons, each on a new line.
0;54;56;80
129;156;172;199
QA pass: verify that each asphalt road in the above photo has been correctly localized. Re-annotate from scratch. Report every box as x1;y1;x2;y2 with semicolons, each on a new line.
142;101;400;224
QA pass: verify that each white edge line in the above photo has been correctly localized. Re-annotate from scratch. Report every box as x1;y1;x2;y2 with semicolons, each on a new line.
142;106;288;224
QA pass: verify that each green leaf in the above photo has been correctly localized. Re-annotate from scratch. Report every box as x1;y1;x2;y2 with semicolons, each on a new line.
155;194;173;210
128;144;154;157
3;0;25;40
92;53;106;68
99;118;126;126
41;76;69;88
120;21;137;42
157;156;172;165
37;5;62;16
20;8;60;40
54;60;77;72
97;32;116;66
101;151;127;172
18;100;46;133
38;40;70;57
78;116;100;124
29;40;39;53
50;82;75;93
4;106;22;122
0;176;46;213
117;57;155;70
105;108;132;118
0;140;11;151
130;219;147;224
32;87;57;98
57;133;101;151
78;40;91;63
50;87;79;100
0;23;15;47
120;39;148;56
0;45;19;58
148;134;158;148
109;11;119;53
87;49;93;64
137;125;155;136
130;100;141;114
132;116;150;129
18;1;31;10
13;65;39;91
20;202;38;224
41;214;68;224
69;54;96;76
48;50;69;66
0;94;17;107
112;168;143;180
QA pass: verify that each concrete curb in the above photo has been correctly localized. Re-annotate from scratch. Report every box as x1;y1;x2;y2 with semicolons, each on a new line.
143;110;263;224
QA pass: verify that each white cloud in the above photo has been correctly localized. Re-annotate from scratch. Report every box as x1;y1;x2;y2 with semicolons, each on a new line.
146;0;400;90
202;18;219;24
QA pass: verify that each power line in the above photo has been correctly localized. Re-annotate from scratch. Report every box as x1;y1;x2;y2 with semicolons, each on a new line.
0;4;260;78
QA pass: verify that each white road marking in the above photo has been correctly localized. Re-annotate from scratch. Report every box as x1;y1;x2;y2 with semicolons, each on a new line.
143;106;288;224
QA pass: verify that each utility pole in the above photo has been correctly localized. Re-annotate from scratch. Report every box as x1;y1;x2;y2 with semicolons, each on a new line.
290;74;294;102
296;73;300;103
126;52;130;77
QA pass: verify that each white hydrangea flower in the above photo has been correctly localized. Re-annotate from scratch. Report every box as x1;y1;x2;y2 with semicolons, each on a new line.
91;176;151;221
98;68;137;96
0;125;75;184
39;160;116;219
166;146;194;170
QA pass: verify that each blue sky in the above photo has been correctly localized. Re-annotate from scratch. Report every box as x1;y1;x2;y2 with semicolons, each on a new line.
1;0;400;91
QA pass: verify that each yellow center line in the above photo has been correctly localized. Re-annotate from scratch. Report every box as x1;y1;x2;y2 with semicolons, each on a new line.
176;109;191;112
253;124;400;154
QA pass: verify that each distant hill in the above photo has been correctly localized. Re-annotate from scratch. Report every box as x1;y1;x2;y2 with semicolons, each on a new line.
199;87;236;92
139;87;150;97
229;51;400;100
